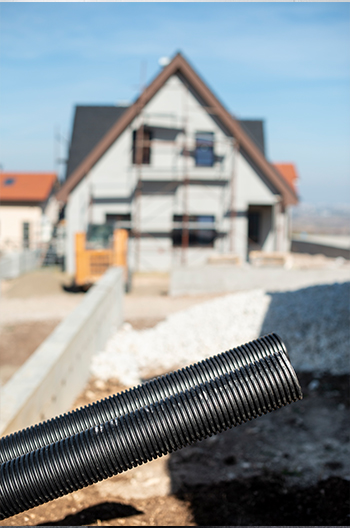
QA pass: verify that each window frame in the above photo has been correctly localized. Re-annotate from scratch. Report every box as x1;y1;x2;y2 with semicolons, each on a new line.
22;222;30;249
195;131;215;167
132;127;152;165
172;214;216;248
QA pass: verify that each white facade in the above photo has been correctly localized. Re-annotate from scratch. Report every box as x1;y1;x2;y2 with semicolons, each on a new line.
0;196;58;255
65;73;290;274
0;205;43;253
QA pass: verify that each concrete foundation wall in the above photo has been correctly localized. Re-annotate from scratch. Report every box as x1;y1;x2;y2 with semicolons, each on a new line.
169;265;350;297
0;267;124;437
291;240;350;260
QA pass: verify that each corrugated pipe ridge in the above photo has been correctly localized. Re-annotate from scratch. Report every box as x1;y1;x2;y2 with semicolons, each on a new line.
0;341;302;519
0;334;287;464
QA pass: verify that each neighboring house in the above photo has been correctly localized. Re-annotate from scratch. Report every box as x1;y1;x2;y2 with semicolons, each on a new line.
56;52;298;274
272;163;298;193
0;172;58;253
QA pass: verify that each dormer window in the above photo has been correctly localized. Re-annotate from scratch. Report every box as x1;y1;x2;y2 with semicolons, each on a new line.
132;127;152;165
3;178;15;186
195;132;214;167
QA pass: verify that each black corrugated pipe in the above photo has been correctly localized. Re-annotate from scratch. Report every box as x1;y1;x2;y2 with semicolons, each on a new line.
0;347;302;520
0;333;288;464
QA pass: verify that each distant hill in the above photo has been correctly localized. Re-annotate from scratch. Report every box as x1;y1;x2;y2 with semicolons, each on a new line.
291;204;350;235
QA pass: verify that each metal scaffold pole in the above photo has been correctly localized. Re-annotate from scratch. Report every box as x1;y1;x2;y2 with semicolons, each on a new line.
181;81;189;265
134;121;143;272
134;61;147;272
229;138;239;253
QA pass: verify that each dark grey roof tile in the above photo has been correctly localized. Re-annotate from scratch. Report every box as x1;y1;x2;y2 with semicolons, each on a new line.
65;106;129;180
238;119;265;156
65;107;266;181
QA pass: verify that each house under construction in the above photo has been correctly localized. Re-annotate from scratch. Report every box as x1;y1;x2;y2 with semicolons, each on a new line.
56;52;298;274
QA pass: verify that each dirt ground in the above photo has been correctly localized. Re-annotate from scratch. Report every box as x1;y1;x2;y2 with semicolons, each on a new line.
0;268;83;386
1;372;349;526
1;267;349;525
0;269;221;385
0;320;60;385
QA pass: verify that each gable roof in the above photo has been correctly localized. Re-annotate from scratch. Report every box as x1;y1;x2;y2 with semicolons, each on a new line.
0;172;57;203
65;105;129;180
56;52;298;205
238;120;265;156
65;107;266;177
273;163;298;191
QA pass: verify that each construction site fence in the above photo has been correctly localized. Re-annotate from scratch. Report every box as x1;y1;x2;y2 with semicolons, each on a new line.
0;249;41;280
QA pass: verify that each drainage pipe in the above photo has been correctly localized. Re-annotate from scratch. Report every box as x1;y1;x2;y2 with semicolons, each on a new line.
0;333;287;464
0;349;302;520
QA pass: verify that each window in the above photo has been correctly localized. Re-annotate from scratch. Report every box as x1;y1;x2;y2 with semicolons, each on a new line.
248;212;260;244
195;132;214;167
106;213;132;231
3;178;15;186
172;214;216;247
86;224;114;249
132;127;152;165
22;222;30;249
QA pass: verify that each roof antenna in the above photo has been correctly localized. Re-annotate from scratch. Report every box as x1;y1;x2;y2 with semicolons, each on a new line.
158;56;171;68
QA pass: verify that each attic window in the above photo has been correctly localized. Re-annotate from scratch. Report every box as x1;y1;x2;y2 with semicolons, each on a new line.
195;132;214;167
3;178;15;186
132;127;152;165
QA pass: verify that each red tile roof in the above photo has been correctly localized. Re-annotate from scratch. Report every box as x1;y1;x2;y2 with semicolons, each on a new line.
273;163;298;191
0;173;57;203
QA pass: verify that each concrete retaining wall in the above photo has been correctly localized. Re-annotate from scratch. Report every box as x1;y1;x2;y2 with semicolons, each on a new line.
0;267;123;437
291;240;350;260
170;265;350;296
0;249;41;280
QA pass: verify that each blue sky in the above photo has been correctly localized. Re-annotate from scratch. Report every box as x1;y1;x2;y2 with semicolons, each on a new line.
0;3;349;205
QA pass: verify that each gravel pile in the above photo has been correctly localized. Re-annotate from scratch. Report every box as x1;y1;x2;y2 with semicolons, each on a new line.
91;282;350;385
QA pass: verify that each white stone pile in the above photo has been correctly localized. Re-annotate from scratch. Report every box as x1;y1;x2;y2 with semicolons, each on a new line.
90;281;350;386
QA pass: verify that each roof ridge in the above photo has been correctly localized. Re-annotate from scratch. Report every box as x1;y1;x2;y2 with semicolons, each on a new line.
56;52;297;205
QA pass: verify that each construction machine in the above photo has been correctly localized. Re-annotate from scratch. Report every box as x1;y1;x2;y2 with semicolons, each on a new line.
74;225;129;291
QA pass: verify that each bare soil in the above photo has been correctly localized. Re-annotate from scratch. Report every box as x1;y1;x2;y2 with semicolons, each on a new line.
2;372;349;526
1;269;349;526
1;267;74;299
4;489;194;527
0;320;60;385
0;268;83;384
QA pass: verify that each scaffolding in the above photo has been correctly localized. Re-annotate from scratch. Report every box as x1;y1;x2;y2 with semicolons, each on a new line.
229;139;239;253
130;77;238;271
181;79;190;265
134;110;144;271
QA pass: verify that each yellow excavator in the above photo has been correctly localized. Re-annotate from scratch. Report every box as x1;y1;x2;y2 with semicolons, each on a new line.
74;226;129;291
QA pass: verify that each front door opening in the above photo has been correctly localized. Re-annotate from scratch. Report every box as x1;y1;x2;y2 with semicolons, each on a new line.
248;211;261;247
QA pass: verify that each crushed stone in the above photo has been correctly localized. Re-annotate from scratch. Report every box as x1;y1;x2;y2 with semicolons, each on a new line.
90;282;350;385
